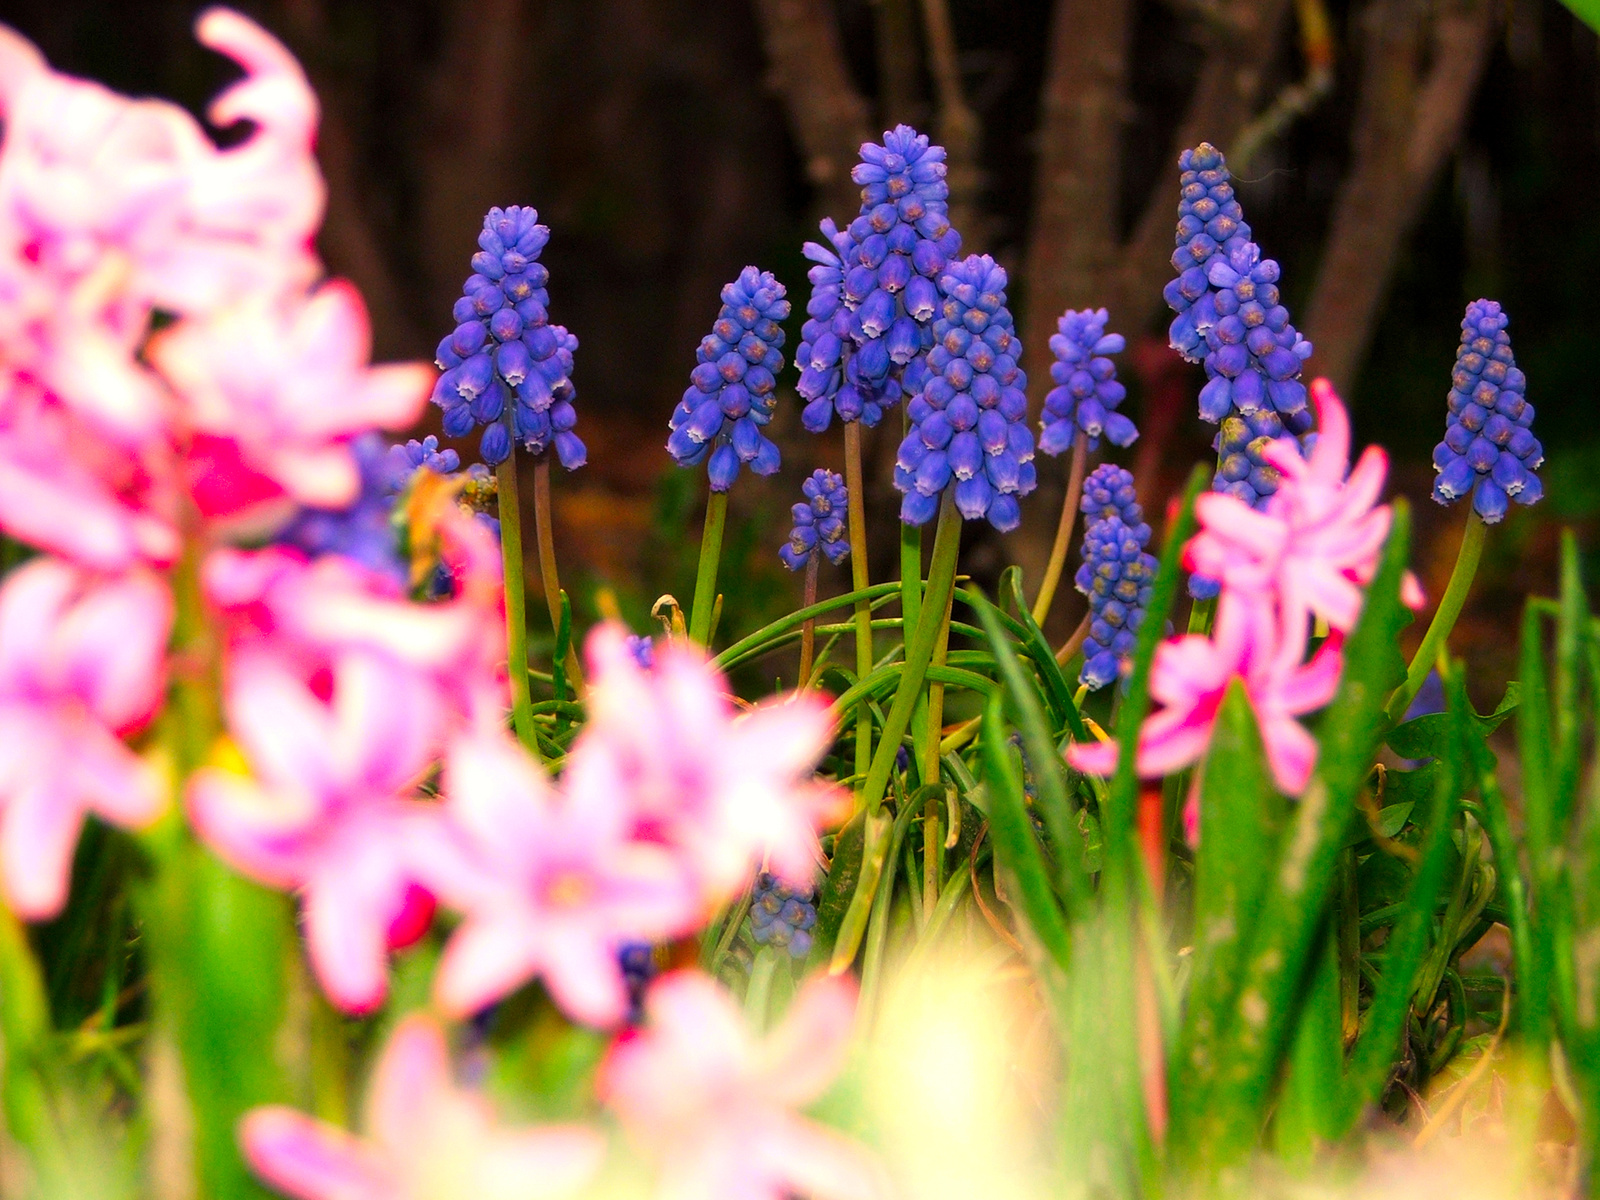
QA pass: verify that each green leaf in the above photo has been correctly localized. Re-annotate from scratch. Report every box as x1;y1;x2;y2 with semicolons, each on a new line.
996;567;1091;745
1176;501;1415;1177
1385;680;1520;759
807;809;865;972
1557;0;1600;40
1170;681;1287;1132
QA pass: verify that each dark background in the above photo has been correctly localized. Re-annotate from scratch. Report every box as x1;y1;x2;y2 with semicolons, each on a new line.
6;0;1596;686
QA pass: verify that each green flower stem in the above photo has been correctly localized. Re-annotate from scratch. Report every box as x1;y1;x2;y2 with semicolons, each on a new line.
1385;508;1486;725
744;947;781;1029
1032;431;1088;626
712;583;901;671
689;490;729;647
496;446;540;753
923;585;954;911
830;490;963;972
901;518;923;649
843;421;875;788
533;454;584;695
0;902;72;1191
798;554;820;688
858;796;919;1024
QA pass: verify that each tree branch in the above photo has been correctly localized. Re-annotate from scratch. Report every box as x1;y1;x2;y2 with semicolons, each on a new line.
752;0;874;220
1301;0;1498;393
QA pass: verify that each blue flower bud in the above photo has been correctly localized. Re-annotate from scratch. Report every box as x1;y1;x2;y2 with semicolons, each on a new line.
780;470;851;570
1075;511;1158;689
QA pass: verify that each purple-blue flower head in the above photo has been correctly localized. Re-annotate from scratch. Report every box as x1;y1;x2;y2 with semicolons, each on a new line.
794;126;961;433
389;435;461;479
667;267;789;491
1431;299;1542;523
894;254;1035;531
1074;513;1156;690
280;433;409;583
750;870;817;959
780;469;850;571
1164;143;1253;362
1040;308;1135;455
1079;463;1149;540
431;206;585;470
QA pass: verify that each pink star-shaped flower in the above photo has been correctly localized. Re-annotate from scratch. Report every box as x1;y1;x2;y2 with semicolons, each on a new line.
0;558;170;918
421;724;699;1026
602;970;889;1200
242;1013;603;1200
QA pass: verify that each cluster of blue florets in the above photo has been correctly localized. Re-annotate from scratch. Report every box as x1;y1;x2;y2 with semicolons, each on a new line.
431;206;585;470
779;469;850;571
1164;145;1312;513
625;634;655;670
1079;464;1148;535
795;126;962;432
1039;309;1135;455
1431;299;1543;523
749;871;817;959
280;433;408;584
1074;502;1157;691
895;254;1035;531
667;267;789;491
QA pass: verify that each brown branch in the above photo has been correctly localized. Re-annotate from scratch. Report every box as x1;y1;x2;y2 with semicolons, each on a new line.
1301;0;1498;393
752;0;874;219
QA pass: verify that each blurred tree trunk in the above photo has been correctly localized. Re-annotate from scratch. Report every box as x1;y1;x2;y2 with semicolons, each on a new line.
1302;0;1499;394
752;0;874;220
1021;0;1291;391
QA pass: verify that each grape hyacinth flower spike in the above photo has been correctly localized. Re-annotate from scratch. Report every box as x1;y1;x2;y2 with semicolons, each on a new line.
895;254;1035;532
794;126;961;433
1074;491;1157;691
432;205;584;470
779;470;850;571
749;870;819;959
667;267;789;491
1431;299;1542;523
1039;308;1136;455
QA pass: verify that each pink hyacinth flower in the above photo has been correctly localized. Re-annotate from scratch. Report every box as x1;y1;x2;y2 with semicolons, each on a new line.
186;647;451;1012
1068;591;1343;795
0;558;170;918
149;281;432;520
242;1013;603;1200
423;725;698;1027
1186;377;1423;639
563;623;844;900
602;970;888;1200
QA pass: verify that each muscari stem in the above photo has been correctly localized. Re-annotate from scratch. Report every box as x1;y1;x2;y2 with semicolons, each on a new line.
830;490;963;972
798;553;819;688
689;489;729;646
844;421;875;788
1384;508;1486;725
923;584;954;912
1031;432;1089;626
496;445;540;754
532;454;585;695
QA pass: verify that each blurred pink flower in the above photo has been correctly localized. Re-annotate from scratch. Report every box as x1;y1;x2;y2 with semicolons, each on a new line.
187;647;451;1012
0;9;324;442
242;1013;603;1200
423;725;698;1026
1186;377;1423;637
1068;591;1343;795
0;381;179;568
0;558;170;918
204;538;504;725
150;282;432;519
565;624;843;900
601;970;887;1200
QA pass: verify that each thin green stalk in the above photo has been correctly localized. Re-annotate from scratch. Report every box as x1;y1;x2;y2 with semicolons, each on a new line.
744;948;780;1029
798;553;820;687
1032;431;1088;625
859;796;919;1023
830;491;964;971
689;490;729;646
496;446;540;753
533;454;584;695
844;421;875;788
712;584;901;671
922;585;954;913
1385;508;1486;724
901;520;923;646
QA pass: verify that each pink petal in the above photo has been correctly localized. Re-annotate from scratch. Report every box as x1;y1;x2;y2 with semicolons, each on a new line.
472;1127;605;1200
0;774;84;919
434;915;542;1018
302;841;404;1013
67;717;165;827
186;769;316;889
756;1116;891;1200
225;651;337;800
1262;714;1319;795
239;1107;391;1200
759;974;858;1107
365;1014;453;1151
540;926;631;1028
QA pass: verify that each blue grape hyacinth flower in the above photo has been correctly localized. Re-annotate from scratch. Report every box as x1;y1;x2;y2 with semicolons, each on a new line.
431;206;585;470
1079;463;1149;536
1431;299;1543;523
389;435;460;478
1040;309;1136;455
779;469;850;570
895;254;1035;531
280;433;408;584
1074;513;1157;690
749;871;818;959
1163;145;1313;518
794;125;961;432
667;267;789;491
